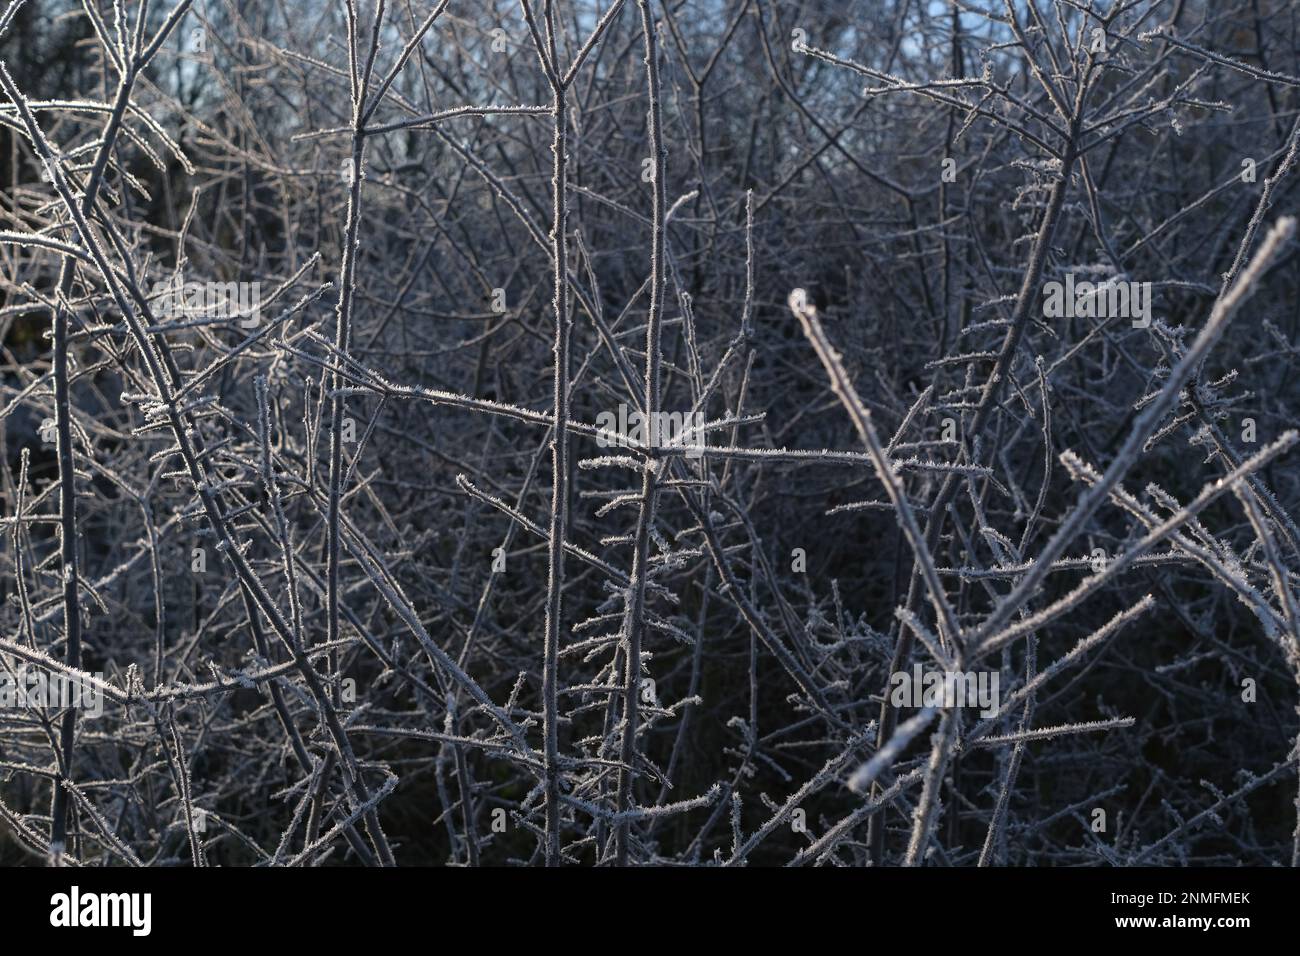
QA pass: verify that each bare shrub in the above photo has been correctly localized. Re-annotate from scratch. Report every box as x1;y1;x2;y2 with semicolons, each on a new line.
1;0;1299;867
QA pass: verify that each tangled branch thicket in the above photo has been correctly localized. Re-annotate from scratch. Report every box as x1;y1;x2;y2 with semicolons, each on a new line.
1;0;1299;867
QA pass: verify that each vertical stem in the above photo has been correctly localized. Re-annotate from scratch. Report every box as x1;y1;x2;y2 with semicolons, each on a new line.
48;235;81;863
323;0;394;865
328;130;364;658
541;71;570;869
48;65;138;861
903;707;957;866
614;0;667;866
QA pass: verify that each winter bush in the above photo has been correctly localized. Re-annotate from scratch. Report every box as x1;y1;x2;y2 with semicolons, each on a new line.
1;0;1299;867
